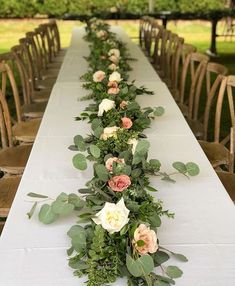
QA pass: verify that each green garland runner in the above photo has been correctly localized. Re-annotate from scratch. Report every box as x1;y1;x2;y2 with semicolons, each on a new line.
27;18;200;286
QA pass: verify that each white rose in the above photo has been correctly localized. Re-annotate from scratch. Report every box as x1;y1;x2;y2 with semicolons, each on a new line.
108;48;120;58
108;63;118;71
109;71;122;83
96;30;107;39
98;98;115;117
92;198;129;234
100;126;119;140
93;70;105;82
128;138;138;154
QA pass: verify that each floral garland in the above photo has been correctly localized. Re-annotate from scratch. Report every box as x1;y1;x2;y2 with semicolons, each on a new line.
27;18;200;286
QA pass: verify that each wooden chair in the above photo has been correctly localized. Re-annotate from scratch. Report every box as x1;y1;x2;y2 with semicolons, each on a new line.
19;38;55;92
139;16;155;56
152;28;171;77
48;20;67;57
0;89;32;175
39;24;63;67
177;52;209;117
216;126;235;203
163;33;184;87
0;176;21;219
199;75;235;171
170;43;197;100
0;61;41;143
11;45;47;115
187;62;228;140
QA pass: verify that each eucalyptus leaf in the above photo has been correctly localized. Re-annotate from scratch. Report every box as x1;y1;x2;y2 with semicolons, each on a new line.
146;186;158;192
89;144;101;158
126;255;142;277
149;212;161;227
94;126;103;138
51;201;74;216
38;204;59;224
172;253;188;262
185;162;200;176
154;281;170;286
154;106;165;116
154;251;170;265
27;192;48;199
155;275;175;285
91;118;102;131
172;162;187;173
138;254;154;275
74;135;86;151
27;202;37;219
73;153;87;170
166;266;183;279
94;164;109;182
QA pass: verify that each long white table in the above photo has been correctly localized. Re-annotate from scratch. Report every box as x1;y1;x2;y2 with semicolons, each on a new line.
0;26;235;286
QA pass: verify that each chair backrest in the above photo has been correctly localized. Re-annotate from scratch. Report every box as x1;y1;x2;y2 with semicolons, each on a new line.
0;64;15;148
198;63;228;140
49;20;61;53
11;45;32;105
152;28;170;73
179;52;209;116
166;33;184;85
0;60;22;124
139;16;155;55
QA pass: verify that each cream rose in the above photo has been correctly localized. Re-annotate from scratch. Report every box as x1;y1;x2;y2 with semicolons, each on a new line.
108;63;118;71
93;70;105;82
109;71;122;83
109;55;119;65
92;198;130;234
96;30;107;39
98;99;115;117
128;138;138;154
108;48;120;58
100;126;119;140
132;224;158;255
105;157;125;172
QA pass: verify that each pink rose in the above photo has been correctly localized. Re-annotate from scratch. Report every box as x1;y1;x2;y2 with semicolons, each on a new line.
105;157;125;172
93;71;105;82
121;117;133;129
108;174;131;192
108;81;118;88
108;87;120;94
133;224;158;255
120;101;127;109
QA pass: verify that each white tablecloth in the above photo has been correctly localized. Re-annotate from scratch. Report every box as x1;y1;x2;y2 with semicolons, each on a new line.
0;26;235;286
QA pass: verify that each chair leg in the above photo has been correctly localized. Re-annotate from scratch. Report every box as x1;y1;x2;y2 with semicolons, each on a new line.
0;220;5;234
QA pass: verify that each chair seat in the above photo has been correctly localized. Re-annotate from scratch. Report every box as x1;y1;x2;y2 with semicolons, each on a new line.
0;176;21;217
22;102;47;118
12;119;41;143
186;119;204;139
199;140;230;168
217;171;235;202
0;144;32;175
32;89;50;103
41;69;59;80
36;78;55;90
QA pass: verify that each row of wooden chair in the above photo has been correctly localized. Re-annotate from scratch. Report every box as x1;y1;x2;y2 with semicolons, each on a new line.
140;16;235;202
0;20;65;232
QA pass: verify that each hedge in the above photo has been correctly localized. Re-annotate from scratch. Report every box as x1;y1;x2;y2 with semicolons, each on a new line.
0;0;227;18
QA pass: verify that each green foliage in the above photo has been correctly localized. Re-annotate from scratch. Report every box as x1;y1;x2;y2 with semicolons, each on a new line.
42;0;68;17
178;0;224;13
0;0;38;18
